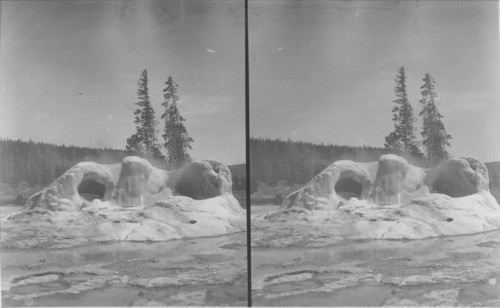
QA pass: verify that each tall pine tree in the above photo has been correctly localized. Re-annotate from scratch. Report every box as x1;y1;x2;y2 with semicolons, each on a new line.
162;76;193;169
384;66;420;155
419;73;452;166
126;69;162;158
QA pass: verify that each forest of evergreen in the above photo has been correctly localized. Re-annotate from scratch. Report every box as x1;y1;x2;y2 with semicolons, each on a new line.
1;137;498;200
249;137;426;186
0;138;165;186
0;138;247;192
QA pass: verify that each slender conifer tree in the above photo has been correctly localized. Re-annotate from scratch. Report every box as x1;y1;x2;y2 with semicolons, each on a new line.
419;73;452;166
162;76;193;169
384;66;421;155
126;69;162;158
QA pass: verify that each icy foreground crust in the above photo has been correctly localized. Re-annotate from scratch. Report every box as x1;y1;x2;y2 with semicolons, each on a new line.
1;157;245;249
253;155;500;247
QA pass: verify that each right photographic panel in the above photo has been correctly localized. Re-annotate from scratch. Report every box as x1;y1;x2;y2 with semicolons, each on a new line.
249;1;500;306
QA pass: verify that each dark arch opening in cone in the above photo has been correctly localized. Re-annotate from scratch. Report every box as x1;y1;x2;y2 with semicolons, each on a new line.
78;179;106;201
335;177;363;200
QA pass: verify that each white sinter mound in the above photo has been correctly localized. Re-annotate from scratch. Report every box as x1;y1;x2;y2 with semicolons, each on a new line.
1;157;245;249
258;155;500;245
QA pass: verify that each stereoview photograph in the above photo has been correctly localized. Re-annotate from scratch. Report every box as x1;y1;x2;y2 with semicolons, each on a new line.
250;1;500;306
0;0;246;306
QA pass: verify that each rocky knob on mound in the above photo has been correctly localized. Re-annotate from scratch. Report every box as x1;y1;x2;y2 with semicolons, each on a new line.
111;157;153;207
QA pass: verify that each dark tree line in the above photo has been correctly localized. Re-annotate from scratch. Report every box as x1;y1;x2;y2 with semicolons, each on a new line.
0;138;133;186
486;161;500;189
231;174;247;191
0;138;244;191
227;163;246;191
250;137;425;186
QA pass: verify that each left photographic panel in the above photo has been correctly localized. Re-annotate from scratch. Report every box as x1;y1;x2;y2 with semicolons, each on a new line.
0;0;247;306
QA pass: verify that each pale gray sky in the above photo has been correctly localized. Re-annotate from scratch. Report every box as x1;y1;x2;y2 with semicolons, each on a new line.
2;1;499;165
0;0;244;165
250;0;500;162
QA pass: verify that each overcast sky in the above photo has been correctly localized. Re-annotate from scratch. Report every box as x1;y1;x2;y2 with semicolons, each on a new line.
250;0;500;163
2;1;500;165
0;0;244;165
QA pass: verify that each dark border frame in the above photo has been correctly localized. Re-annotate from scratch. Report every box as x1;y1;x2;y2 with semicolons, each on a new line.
245;0;251;306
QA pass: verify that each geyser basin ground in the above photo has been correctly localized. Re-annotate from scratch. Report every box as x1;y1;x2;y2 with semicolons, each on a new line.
1;232;247;306
252;215;500;306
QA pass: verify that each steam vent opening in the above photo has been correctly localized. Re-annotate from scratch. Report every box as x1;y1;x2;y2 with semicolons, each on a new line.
335;177;363;200
78;179;106;201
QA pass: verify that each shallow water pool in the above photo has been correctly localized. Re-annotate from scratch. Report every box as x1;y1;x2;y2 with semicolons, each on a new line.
2;232;247;306
252;228;500;306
